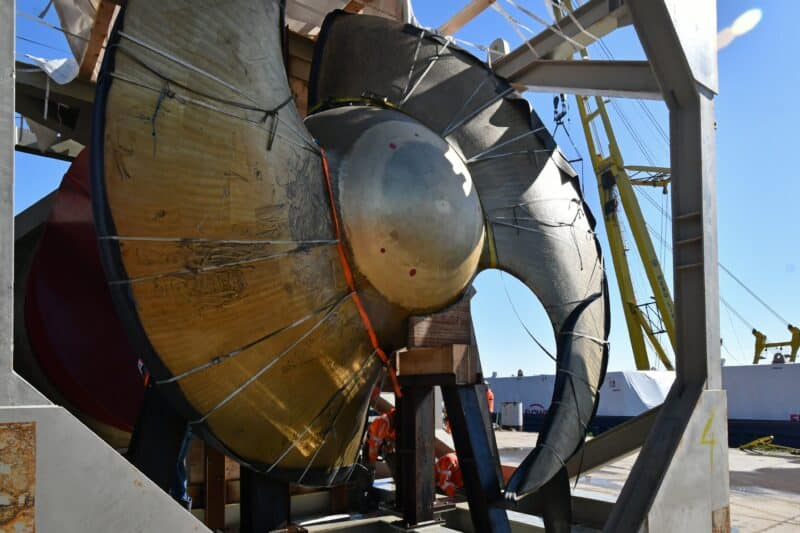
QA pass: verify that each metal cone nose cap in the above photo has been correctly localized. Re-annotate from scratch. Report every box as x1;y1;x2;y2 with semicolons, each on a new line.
339;114;485;311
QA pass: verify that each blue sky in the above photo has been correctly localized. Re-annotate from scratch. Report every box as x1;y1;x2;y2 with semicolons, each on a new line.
13;1;799;376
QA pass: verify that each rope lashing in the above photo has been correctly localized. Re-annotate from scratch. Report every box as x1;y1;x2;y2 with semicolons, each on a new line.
319;147;402;397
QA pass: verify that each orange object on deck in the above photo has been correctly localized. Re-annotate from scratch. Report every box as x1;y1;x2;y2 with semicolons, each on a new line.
486;386;495;413
436;452;464;497
367;409;396;463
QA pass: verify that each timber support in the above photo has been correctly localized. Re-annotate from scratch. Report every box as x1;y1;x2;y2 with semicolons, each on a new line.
396;296;511;532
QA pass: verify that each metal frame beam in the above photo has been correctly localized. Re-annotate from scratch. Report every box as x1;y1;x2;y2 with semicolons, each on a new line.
508;59;660;100
495;0;728;529
15;61;95;146
15;61;96;103
15;127;84;161
14;191;56;242
1;0;49;406
566;405;659;478
442;385;510;533
493;0;631;77
601;1;728;530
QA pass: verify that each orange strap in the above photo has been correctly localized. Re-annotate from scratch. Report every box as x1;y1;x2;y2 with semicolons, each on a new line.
320;148;402;397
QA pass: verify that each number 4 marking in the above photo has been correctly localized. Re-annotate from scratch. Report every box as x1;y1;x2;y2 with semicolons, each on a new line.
701;413;716;468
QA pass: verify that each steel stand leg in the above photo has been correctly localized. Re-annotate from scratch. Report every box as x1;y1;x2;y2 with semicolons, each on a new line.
442;384;511;533
396;385;436;527
126;384;187;494
539;466;572;533
240;468;289;532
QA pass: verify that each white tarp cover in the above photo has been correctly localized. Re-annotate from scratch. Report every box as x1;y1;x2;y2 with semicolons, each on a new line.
487;370;672;417
488;364;800;421
596;370;673;416
24;54;79;84
52;0;100;61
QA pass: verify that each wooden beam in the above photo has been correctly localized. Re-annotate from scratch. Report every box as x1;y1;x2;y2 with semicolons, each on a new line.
78;1;118;81
439;0;495;36
203;446;226;530
397;386;436;527
396;345;480;385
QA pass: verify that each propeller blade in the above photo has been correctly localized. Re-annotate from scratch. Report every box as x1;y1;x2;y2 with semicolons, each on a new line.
91;0;380;485
310;11;610;499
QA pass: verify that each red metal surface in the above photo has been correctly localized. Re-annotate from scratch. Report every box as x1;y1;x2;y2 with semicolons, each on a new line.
25;149;143;431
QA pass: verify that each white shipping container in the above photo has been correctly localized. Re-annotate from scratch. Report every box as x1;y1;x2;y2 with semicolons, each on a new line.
501;401;523;427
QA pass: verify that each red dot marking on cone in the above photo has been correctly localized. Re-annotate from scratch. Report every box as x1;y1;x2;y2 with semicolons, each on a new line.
389;143;397;150
409;268;417;277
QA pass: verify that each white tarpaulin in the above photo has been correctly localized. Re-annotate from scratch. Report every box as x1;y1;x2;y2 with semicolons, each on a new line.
596;371;673;416
24;54;79;85
487;370;673;417
51;0;100;62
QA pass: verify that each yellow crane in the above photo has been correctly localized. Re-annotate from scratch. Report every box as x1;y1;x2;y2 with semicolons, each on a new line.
553;0;795;369
752;325;800;364
554;0;675;370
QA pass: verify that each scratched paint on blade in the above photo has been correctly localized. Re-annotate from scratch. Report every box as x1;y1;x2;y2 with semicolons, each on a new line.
0;422;35;533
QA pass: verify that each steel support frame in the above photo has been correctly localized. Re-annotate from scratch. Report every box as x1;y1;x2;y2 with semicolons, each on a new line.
240;468;290;532
442;385;510;533
15;61;95;145
1;0;49;407
15;127;84;162
508;59;661;100
508;0;728;529
601;1;729;531
493;0;631;70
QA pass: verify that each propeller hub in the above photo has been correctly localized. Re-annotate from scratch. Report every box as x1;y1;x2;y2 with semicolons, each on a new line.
338;113;485;311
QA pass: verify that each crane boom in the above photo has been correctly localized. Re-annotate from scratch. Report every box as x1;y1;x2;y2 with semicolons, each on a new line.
557;0;675;370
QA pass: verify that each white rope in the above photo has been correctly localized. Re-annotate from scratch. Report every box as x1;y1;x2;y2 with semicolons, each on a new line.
558;330;609;346
505;0;583;50
441;86;514;137
109;71;318;154
118;31;259;105
491;2;541;59
158;294;349;385
111;244;336;286
466;127;546;162
192;292;353;422
266;349;377;473
399;38;452;105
